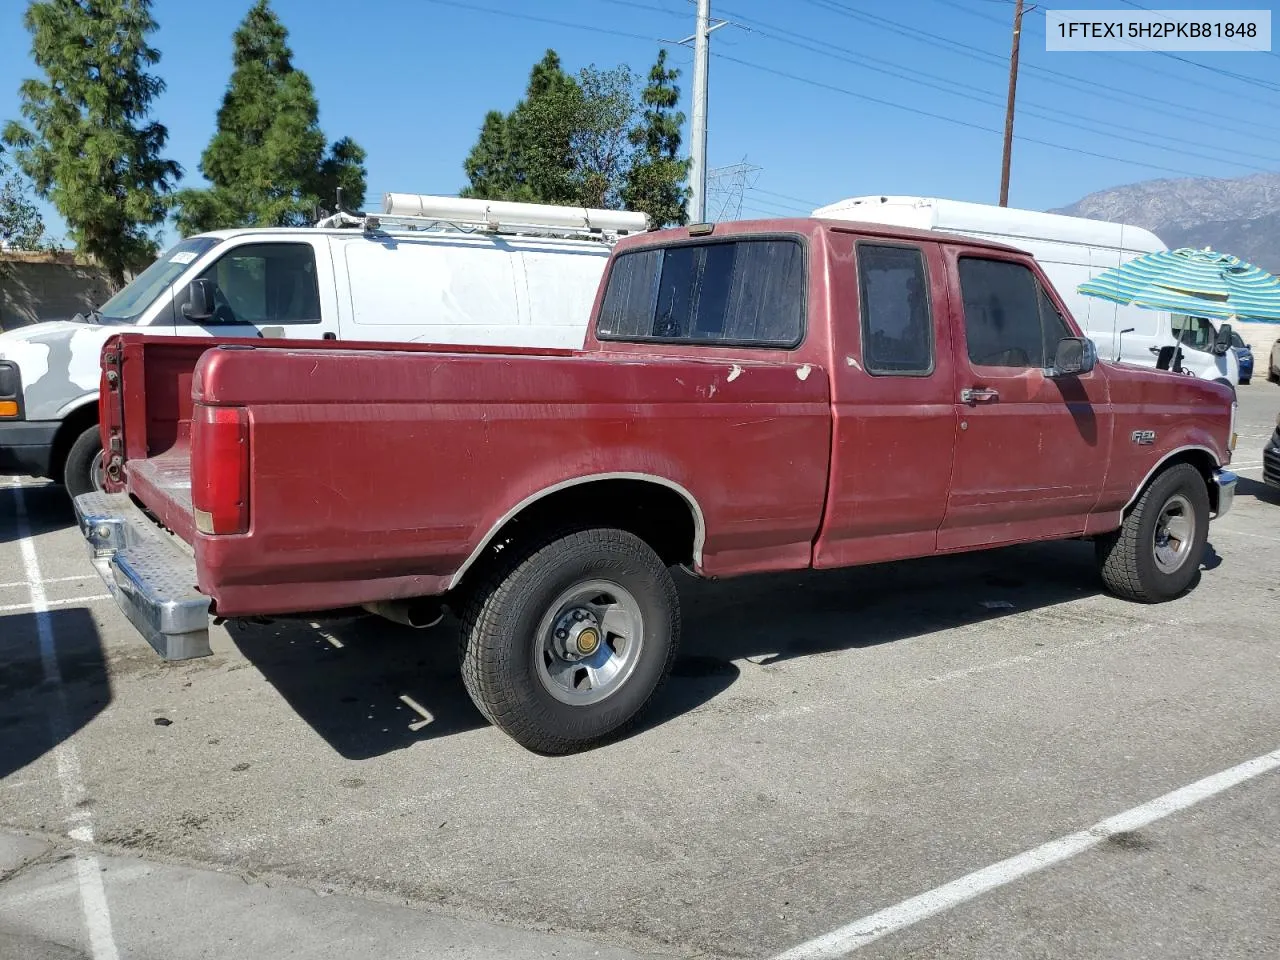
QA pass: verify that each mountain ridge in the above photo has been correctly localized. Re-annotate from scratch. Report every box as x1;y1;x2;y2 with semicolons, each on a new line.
1050;171;1280;272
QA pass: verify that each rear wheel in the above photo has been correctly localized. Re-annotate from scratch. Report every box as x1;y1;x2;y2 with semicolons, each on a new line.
1095;463;1209;603
63;424;105;499
458;527;680;754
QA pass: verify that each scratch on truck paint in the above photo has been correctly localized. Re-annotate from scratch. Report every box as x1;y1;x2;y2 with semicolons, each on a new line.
796;364;813;381
727;364;743;382
846;355;862;371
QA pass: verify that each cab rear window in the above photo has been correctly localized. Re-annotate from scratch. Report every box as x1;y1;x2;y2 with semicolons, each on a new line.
596;238;804;348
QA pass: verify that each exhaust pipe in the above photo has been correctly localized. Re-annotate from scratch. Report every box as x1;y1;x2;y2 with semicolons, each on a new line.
363;599;445;630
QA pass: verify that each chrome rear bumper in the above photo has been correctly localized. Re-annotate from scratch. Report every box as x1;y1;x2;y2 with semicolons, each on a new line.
73;491;212;659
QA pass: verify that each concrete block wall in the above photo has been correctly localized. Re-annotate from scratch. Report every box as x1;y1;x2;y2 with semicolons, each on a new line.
0;252;114;332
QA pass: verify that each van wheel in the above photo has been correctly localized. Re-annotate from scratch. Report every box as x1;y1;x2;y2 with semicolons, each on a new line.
1095;463;1209;603
63;424;105;499
458;527;680;754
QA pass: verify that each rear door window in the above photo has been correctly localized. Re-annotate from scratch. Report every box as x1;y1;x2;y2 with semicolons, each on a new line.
596;238;804;347
857;243;933;375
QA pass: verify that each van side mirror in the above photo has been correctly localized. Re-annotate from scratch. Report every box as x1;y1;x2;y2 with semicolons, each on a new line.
181;278;216;322
1051;336;1096;377
1212;322;1233;357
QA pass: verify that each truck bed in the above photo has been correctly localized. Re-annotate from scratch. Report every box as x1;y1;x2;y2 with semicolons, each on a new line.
79;333;590;656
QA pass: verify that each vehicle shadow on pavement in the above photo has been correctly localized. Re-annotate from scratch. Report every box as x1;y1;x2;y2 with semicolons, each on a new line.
1236;475;1280;506
0;482;75;545
225;609;739;759
0;607;109;780
667;539;1123;671
224;613;489;760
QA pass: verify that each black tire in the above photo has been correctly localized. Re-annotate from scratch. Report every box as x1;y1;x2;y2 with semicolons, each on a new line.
1269;363;1279;383
1095;463;1209;603
458;527;680;754
63;423;104;499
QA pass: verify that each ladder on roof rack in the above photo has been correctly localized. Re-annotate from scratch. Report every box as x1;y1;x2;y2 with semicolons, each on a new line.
314;193;651;242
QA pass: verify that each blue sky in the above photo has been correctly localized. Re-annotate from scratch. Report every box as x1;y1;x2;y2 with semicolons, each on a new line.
2;0;1279;248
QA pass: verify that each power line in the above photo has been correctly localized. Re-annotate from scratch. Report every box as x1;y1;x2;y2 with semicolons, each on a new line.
419;0;659;43
709;6;1280;170
710;49;1226;179
793;0;1280;137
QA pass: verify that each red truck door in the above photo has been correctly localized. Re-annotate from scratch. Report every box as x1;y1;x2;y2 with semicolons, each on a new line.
939;249;1112;550
813;233;959;568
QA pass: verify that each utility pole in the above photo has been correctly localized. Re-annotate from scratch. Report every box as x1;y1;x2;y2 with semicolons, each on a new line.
998;0;1027;207
690;0;711;222
665;1;728;222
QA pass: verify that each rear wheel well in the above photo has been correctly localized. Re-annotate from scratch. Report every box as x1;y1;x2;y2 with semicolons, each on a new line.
456;479;698;592
48;404;98;485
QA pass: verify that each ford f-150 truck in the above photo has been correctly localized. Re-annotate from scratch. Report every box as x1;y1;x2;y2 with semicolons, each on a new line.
74;217;1239;754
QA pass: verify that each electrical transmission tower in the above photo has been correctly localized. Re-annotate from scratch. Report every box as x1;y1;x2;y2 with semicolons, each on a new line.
705;159;762;222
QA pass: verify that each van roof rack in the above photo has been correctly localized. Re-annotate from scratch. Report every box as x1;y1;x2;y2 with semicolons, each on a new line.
314;193;651;242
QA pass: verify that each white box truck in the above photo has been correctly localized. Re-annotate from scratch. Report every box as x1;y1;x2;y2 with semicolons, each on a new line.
813;195;1239;387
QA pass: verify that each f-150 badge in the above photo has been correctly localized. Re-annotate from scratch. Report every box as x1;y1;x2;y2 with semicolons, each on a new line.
1131;430;1156;445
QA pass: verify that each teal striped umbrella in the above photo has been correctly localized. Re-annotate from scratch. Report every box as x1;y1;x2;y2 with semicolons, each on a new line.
1078;247;1280;322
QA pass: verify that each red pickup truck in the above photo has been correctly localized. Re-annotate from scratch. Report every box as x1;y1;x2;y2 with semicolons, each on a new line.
75;217;1238;753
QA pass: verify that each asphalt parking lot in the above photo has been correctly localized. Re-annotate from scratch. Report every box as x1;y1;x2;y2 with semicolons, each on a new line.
2;386;1278;960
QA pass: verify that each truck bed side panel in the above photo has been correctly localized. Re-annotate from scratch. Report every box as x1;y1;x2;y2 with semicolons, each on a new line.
193;347;833;617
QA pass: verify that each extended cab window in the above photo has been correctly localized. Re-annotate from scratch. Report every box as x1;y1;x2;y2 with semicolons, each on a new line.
858;243;932;375
597;238;804;347
190;243;321;325
958;257;1069;368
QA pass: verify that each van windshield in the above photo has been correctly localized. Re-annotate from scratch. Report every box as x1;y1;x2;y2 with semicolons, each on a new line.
97;236;220;323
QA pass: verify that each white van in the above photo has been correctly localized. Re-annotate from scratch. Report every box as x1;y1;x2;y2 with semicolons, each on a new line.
0;194;646;496
812;195;1238;386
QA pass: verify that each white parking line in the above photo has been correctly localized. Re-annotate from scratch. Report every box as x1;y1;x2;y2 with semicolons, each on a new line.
773;746;1280;959
0;594;110;614
0;575;95;590
11;486;121;960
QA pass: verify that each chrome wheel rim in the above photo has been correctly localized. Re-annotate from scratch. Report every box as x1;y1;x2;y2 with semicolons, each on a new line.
90;450;107;492
1153;493;1196;574
534;579;644;706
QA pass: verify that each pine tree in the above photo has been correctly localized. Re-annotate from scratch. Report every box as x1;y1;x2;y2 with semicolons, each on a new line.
462;50;582;204
2;0;180;286
623;50;689;227
172;0;366;234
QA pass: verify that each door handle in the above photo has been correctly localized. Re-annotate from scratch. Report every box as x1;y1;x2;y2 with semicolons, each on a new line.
960;387;999;404
1149;346;1163;354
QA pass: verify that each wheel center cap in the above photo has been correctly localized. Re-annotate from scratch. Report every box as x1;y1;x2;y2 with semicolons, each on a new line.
575;627;601;656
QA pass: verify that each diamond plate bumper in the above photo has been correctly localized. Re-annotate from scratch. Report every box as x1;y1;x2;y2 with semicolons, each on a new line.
73;490;212;659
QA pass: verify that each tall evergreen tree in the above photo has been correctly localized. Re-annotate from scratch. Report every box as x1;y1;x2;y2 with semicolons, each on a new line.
172;0;366;234
623;50;689;227
461;48;688;226
3;0;180;286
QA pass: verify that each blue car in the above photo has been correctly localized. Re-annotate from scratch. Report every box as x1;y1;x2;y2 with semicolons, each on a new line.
1232;332;1254;384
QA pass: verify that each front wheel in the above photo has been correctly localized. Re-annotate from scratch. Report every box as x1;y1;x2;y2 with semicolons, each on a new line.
1095;463;1209;603
458;527;681;754
63;424;105;499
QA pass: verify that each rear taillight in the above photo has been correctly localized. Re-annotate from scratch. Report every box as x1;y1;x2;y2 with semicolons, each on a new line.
192;404;249;535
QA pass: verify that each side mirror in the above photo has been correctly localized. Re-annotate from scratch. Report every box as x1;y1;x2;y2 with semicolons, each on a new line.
1212;322;1233;357
1051;336;1096;377
181;278;216;322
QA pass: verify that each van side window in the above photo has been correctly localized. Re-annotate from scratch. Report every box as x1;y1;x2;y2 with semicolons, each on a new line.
1171;314;1214;350
191;243;321;325
958;257;1066;368
596;238;804;347
857;243;933;375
